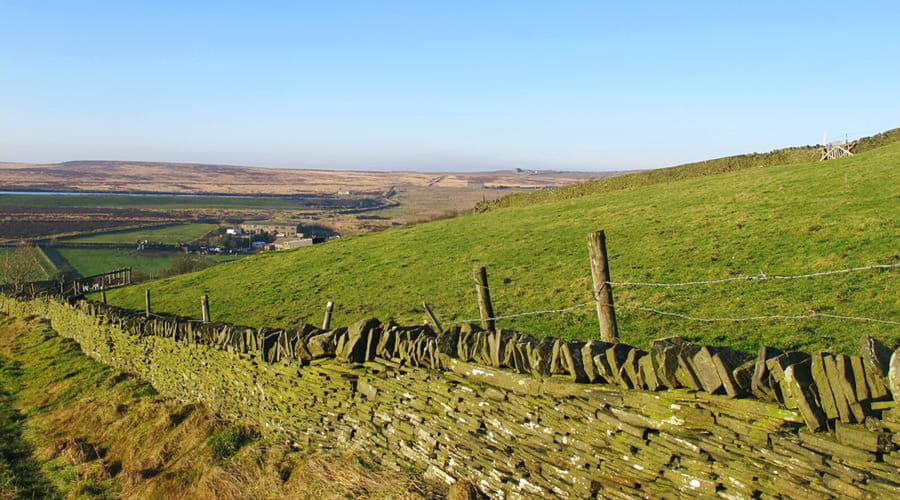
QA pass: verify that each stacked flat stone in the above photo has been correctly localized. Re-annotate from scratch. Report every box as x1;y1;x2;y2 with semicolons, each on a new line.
2;292;899;498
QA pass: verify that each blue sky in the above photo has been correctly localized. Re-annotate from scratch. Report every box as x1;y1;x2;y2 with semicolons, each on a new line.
1;1;898;171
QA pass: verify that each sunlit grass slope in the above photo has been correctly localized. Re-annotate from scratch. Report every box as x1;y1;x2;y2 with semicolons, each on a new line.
478;127;900;211
107;143;900;354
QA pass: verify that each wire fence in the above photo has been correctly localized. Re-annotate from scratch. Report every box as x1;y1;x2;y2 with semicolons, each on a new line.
453;262;899;327
606;263;900;288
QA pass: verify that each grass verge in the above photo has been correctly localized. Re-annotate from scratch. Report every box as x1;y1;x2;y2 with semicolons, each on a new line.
0;314;441;499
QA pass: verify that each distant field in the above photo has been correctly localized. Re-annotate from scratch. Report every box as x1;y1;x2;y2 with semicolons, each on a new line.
55;247;241;277
0;193;331;210
56;249;178;277
66;223;217;244
0;246;55;282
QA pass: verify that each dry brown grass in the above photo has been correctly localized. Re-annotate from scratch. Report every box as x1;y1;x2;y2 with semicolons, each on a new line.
0;160;621;196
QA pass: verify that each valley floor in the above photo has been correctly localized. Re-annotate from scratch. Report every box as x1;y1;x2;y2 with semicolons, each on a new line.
0;315;441;499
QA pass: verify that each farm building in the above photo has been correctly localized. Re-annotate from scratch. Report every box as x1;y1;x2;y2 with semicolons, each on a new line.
239;222;301;238
273;238;315;251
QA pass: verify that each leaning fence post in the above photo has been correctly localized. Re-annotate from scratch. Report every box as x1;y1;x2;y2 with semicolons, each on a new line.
322;301;334;330
201;294;210;323
474;266;495;331
101;291;108;304
423;302;443;333
145;289;151;318
588;230;619;343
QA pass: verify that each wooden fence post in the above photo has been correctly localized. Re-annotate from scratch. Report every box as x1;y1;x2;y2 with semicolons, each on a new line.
201;294;210;323
474;266;495;331
127;267;132;285
322;301;334;330
588;230;619;343
101;291;108;304
145;289;151;318
423;302;443;333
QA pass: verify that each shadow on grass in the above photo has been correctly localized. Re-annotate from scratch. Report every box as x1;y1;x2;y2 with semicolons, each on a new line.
0;356;60;499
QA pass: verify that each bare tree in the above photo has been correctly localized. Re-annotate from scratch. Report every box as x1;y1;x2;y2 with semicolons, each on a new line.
0;242;39;294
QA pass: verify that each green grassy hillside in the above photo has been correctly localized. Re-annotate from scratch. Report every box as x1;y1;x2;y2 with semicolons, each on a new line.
478;128;900;211
106;142;900;354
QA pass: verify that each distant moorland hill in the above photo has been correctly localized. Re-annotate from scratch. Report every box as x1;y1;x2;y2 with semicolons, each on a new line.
106;131;900;354
0;160;624;196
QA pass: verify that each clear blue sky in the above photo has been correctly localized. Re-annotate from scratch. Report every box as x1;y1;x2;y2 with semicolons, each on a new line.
1;1;898;171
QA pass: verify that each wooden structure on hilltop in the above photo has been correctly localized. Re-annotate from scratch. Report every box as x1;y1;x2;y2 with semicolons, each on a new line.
821;139;855;160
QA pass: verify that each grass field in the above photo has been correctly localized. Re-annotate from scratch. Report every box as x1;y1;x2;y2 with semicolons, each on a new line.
66;223;217;245
105;142;900;354
54;248;241;278
56;249;178;277
0;193;330;210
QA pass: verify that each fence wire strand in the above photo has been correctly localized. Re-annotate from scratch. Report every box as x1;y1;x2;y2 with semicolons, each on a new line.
616;303;900;325
452;262;898;326
449;301;596;325
607;263;899;288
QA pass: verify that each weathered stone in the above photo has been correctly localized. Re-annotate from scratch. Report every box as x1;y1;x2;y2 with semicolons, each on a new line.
306;331;337;359
767;352;810;381
810;352;839;420
622;348;645;389
527;337;554;377
799;430;876;462
784;360;826;431
864;360;890;400
890;348;900;403
691;347;723;394
605;343;631;386
550;338;566;375
751;346;782;401
848;355;870;403
639;354;661;391
835;422;891;452
732;359;755;394
436;327;459;358
833;354;865;423
653;346;680;389
675;352;703;391
580;340;610;383
559;341;588;383
649;335;691;351
712;352;741;398
860;336;891;377
823;354;853;423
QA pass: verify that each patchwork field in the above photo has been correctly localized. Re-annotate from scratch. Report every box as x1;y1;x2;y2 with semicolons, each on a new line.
65;223;218;245
0;193;370;210
106;141;900;354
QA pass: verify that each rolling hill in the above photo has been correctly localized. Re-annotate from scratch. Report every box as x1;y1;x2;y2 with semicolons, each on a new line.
0;160;622;196
105;140;900;354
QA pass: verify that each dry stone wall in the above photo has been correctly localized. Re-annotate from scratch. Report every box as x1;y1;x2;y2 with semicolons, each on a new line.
2;292;899;499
